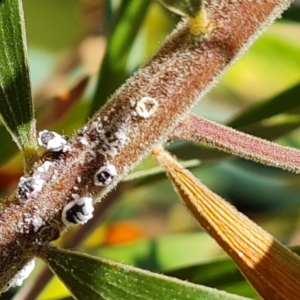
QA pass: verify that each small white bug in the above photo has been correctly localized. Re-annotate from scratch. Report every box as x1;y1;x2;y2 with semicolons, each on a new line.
38;130;70;152
135;96;158;118
17;176;44;202
62;197;94;226
94;164;117;186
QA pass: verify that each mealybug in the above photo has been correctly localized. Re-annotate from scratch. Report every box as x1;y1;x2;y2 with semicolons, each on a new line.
62;197;94;226
94;164;117;186
38;130;70;152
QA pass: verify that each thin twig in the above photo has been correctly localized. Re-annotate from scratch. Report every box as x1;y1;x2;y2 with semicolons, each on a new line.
171;114;300;173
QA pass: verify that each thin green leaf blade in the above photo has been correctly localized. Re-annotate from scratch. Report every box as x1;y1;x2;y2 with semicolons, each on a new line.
165;258;258;298
44;247;252;300
89;0;151;116
227;83;300;128
0;125;18;166
0;0;36;151
165;247;300;298
157;0;203;17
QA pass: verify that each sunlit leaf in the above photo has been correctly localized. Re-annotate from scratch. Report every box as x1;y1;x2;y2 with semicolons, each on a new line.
222;31;300;100
153;147;300;300
43;247;251;300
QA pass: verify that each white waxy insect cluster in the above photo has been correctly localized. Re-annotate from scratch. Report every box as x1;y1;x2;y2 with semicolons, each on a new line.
1;259;36;294
99;125;129;159
61;196;94;226
30;216;44;232
16;213;44;234
37;161;53;173
79;118;129;162
94;164;117;186
17;175;44;202
38;130;70;152
16;130;70;203
75;95;158;191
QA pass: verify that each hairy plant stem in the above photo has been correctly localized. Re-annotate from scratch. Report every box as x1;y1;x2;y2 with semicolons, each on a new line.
16;183;128;300
172;114;300;173
0;0;293;293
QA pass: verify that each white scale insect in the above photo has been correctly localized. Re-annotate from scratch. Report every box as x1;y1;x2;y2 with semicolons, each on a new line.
61;197;94;226
17;130;70;202
38;130;70;152
94;164;117;186
17;176;44;202
135;96;158;118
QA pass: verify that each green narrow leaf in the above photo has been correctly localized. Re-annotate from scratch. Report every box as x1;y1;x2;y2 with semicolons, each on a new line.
103;0;113;32
44;247;252;300
0;0;36;153
227;82;300;128
0;125;18;166
157;0;203;17
165;258;258;298
89;0;151;116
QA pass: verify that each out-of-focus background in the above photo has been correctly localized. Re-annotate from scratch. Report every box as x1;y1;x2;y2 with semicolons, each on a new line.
1;0;300;299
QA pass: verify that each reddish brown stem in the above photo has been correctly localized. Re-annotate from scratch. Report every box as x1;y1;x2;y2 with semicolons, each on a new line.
172;114;300;173
16;183;128;300
0;0;293;293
